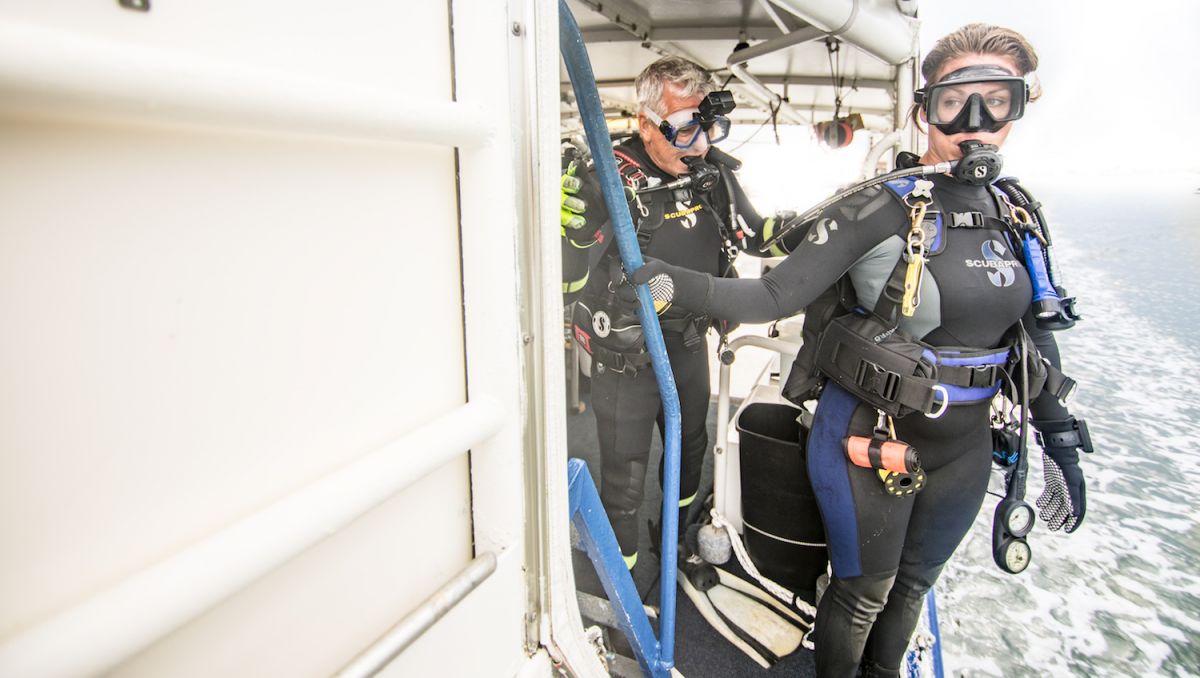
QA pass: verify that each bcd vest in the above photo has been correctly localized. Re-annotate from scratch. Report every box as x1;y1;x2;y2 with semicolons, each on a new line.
781;177;1074;416
572;148;729;374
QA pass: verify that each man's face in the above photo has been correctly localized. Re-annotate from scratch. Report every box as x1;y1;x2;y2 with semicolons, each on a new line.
639;84;707;177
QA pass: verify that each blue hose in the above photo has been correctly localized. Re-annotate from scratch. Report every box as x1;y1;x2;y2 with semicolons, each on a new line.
559;2;681;671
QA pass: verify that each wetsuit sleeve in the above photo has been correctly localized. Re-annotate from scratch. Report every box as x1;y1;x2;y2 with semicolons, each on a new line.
665;188;902;323
722;169;769;255
720;169;816;258
1026;313;1071;421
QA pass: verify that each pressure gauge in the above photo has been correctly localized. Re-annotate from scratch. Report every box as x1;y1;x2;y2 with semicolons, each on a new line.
999;538;1031;574
1000;499;1036;538
993;498;1035;575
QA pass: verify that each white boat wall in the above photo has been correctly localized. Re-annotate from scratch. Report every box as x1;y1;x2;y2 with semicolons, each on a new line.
0;0;923;676
0;1;595;676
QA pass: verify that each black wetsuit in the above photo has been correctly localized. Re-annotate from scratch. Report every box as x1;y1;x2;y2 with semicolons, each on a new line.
567;136;765;561
661;174;1071;677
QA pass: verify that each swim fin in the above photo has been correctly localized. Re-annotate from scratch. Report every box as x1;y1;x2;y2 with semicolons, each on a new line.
677;558;813;669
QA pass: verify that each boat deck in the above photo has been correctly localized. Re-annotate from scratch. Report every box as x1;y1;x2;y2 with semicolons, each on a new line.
567;381;817;678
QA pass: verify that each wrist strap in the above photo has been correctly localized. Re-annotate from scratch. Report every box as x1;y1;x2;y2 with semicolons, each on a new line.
1035;417;1092;452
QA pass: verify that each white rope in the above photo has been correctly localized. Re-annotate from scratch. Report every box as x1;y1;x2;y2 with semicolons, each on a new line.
711;510;819;650
710;510;819;620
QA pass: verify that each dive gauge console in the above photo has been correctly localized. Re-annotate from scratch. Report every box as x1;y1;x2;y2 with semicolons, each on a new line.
992;497;1036;574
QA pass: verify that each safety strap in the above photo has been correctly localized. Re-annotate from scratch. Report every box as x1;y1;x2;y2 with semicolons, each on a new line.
947;211;1009;230
871;252;911;328
613;149;647;189
867;436;888;470
588;314;709;376
1041;361;1077;404
1035;418;1093;452
844;355;937;413
934;362;1003;388
590;344;654;375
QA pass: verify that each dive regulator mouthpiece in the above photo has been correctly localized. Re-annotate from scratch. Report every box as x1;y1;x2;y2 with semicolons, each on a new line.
678;156;720;192
952;140;1002;185
640;156;721;196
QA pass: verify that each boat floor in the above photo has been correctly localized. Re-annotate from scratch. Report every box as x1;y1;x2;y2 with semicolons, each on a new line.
567;379;817;678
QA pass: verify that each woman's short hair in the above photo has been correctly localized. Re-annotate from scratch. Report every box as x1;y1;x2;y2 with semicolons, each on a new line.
635;57;716;116
922;23;1041;100
911;23;1041;129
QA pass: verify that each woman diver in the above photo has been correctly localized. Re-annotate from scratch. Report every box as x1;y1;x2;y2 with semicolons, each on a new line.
630;24;1091;678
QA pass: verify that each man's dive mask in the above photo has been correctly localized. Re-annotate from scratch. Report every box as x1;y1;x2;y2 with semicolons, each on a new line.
643;90;735;149
915;65;1029;134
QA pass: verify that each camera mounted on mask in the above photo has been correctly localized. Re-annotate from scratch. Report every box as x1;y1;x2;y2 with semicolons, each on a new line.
915;64;1029;134
698;89;736;121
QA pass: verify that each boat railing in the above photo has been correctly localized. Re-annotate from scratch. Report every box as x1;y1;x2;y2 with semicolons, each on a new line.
0;399;504;678
333;551;499;678
0;17;492;148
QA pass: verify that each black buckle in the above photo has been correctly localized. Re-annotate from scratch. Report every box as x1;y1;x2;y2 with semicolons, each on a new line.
950;211;985;228
968;365;997;388
594;347;639;376
855;360;900;402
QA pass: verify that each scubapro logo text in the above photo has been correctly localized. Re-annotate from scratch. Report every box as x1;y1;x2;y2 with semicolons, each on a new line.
965;240;1017;287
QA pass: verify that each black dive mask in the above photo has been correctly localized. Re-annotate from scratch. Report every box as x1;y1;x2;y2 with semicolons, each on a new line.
916;64;1028;134
953;140;1003;186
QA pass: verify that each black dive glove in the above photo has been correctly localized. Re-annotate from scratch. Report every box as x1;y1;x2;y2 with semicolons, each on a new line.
1034;417;1092;533
627;257;713;315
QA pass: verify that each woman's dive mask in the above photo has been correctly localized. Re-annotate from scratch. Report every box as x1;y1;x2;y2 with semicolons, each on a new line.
915;64;1029;134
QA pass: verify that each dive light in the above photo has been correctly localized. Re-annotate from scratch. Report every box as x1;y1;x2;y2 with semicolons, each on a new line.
1021;234;1063;321
993;177;1081;331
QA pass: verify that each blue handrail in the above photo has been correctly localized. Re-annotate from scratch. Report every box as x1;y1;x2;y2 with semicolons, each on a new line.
559;1;681;674
567;460;667;677
927;587;945;678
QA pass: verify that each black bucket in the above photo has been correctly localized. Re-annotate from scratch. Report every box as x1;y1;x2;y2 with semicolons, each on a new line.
737;402;828;597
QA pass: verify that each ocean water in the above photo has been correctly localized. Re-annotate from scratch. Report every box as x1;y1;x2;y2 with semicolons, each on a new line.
936;176;1200;677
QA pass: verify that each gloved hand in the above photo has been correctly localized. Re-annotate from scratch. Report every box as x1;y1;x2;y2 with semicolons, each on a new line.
628;257;715;315
761;210;797;235
760;210;803;257
628;258;678;314
561;161;588;232
615;258;674;316
1034;417;1090;533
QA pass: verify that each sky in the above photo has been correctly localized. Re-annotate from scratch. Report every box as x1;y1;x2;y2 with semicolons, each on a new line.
732;0;1200;212
917;0;1200;184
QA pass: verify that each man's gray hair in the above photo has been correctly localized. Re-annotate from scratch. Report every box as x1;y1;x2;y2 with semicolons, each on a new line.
635;57;716;116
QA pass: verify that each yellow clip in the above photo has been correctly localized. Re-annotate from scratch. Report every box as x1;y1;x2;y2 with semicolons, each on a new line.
901;200;929;317
1009;205;1032;225
901;256;925;317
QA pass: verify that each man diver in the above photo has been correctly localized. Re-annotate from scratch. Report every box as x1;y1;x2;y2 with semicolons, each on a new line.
561;57;795;573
